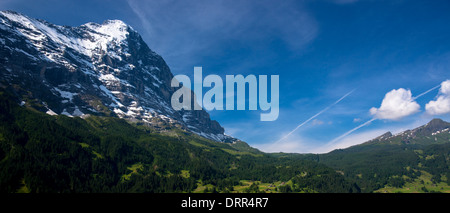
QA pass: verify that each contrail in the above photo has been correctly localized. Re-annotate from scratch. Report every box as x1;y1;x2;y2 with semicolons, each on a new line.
325;118;376;147
327;83;442;146
275;90;354;143
412;84;440;100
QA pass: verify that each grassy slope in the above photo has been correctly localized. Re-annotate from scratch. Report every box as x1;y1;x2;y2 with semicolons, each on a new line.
375;170;450;193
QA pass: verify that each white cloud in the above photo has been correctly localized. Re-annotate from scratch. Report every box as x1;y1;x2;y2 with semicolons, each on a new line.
370;88;420;120
426;79;450;115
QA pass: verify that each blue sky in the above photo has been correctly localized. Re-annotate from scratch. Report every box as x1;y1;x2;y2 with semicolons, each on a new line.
2;0;450;153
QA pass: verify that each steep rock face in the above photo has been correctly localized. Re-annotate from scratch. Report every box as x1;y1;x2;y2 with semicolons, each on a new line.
0;10;230;141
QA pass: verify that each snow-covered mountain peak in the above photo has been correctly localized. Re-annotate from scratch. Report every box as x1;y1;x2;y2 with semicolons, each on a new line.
0;10;233;143
83;19;131;42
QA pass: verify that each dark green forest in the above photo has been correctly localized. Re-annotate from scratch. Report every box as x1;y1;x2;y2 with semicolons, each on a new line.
2;87;450;193
301;140;450;192
0;89;359;193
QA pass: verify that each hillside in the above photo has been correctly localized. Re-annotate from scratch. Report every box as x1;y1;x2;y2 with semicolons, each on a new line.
0;89;359;193
308;119;450;192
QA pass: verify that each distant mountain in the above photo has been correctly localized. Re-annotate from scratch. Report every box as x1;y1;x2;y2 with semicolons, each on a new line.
362;118;450;146
0;10;231;142
312;118;450;192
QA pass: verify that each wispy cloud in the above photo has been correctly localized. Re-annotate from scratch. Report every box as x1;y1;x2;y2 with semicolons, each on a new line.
353;118;362;122
311;119;325;126
126;0;318;73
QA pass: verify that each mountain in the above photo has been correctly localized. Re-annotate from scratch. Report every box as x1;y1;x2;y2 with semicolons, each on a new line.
0;10;229;142
311;118;450;192
2;10;449;194
0;11;361;193
363;118;450;146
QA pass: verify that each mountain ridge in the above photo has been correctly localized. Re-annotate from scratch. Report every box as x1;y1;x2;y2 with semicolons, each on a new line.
357;118;450;147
